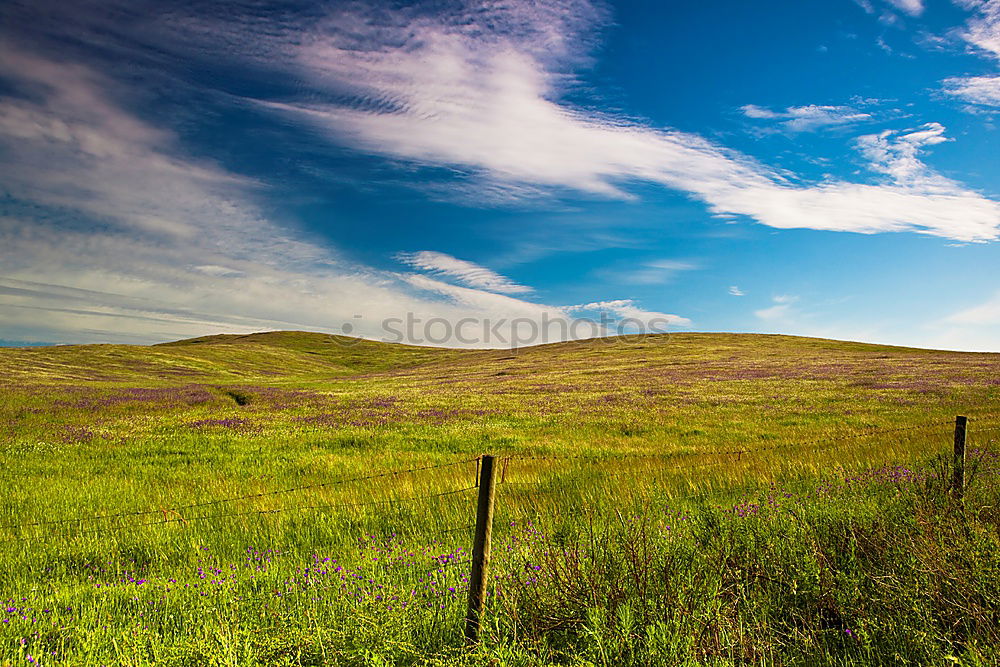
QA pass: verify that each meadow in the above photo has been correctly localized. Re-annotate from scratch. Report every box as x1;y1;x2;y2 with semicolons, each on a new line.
1;331;999;666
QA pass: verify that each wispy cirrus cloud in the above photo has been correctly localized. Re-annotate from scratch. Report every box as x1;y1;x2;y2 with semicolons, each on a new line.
887;0;925;16
945;290;1000;325
15;0;995;242
571;300;691;327
394;253;694;335
755;295;798;321
741;104;873;132
945;0;1000;107
926;288;1000;351
946;75;1000;105
238;1;1000;242
855;122;952;186
595;259;698;285
958;0;1000;57
0;44;683;346
396;251;532;294
855;0;926;16
0;39;690;346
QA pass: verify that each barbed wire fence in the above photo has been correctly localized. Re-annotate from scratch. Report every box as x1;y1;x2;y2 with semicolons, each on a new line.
0;415;969;537
2;416;995;542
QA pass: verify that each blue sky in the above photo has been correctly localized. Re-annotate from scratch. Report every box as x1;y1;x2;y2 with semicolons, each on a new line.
1;0;999;350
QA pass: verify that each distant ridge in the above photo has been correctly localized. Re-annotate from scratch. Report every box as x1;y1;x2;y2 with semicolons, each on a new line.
0;330;995;384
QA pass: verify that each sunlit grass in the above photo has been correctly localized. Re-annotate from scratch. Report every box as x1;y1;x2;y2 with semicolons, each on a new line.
1;332;999;664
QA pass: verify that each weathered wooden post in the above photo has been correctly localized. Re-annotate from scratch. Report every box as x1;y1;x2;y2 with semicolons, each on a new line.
465;454;496;643
953;415;967;500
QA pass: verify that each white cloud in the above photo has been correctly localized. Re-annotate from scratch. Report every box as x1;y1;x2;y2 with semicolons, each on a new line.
945;0;1000;107
397;274;558;325
916;289;1000;352
396;251;531;294
241;2;1000;242
755;304;790;320
194;265;245;278
729;286;745;296
855;122;952;186
944;290;1000;324
571;300;692;327
945;74;1000;106
0;45;683;347
854;0;876;14
887;0;925;16
647;260;697;271
960;0;1000;58
602;259;698;285
755;295;798;321
741;104;872;132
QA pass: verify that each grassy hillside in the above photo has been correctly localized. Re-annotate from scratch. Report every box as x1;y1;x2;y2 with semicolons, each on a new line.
0;330;466;382
1;332;999;664
3;331;998;457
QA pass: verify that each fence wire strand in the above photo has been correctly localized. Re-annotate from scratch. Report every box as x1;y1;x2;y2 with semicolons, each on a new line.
2;457;480;531
10;485;479;543
506;417;956;464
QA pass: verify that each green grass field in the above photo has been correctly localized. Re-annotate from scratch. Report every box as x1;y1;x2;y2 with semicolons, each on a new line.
1;332;999;665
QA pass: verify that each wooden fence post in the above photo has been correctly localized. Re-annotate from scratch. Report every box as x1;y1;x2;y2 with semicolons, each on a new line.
953;415;967;500
465;454;496;643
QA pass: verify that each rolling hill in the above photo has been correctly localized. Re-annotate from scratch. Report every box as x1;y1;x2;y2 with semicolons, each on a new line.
1;329;997;388
0;330;467;382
